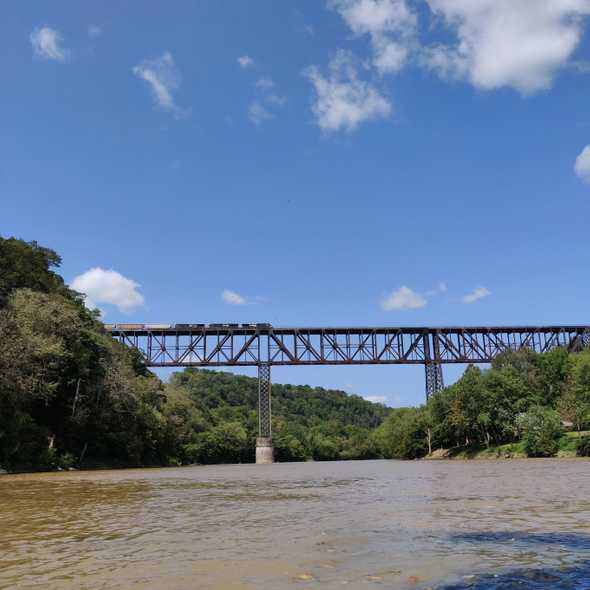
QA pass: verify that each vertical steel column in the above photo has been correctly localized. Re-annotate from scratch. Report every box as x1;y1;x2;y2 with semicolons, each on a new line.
257;363;272;438
425;362;444;399
256;363;273;463
424;331;444;400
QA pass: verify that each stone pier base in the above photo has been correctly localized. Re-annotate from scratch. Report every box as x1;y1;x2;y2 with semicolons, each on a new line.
256;437;274;464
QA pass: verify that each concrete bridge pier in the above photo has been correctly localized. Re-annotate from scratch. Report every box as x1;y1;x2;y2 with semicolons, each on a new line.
256;363;274;464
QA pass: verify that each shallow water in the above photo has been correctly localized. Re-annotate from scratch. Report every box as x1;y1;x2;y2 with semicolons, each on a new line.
0;459;589;589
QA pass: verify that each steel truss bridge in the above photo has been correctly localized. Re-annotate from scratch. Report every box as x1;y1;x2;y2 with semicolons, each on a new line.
107;324;590;445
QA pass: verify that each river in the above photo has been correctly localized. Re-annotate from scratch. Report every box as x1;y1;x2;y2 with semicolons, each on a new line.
1;459;589;589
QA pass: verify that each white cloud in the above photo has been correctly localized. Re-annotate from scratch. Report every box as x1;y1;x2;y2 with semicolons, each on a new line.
438;281;448;292
30;26;68;62
305;50;391;132
364;395;387;404
247;78;286;125
71;268;145;312
222;289;247;305
575;145;590;182
381;286;427;311
238;55;255;68
331;0;417;73
256;77;274;89
133;51;182;114
249;101;274;124
423;0;590;94
462;287;491;304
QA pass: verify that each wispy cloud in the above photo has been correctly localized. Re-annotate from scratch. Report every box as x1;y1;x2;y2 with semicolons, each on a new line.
575;145;590;183
237;55;255;68
462;287;491;304
71;268;145;312
305;50;391;133
382;281;448;311
249;101;274;125
133;51;183;115
331;0;417;74
222;289;247;305
256;77;274;89
30;26;68;62
247;76;286;125
381;286;427;311
425;281;448;297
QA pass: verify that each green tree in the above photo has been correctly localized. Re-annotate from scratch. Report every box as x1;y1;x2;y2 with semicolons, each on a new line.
375;407;427;459
519;406;562;458
0;237;81;308
536;347;570;407
558;351;590;432
188;422;251;464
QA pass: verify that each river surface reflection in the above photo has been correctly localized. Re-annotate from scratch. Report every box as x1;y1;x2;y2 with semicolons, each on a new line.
1;459;589;589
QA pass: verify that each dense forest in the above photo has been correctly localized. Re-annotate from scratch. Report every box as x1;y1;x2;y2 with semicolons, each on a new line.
1;236;589;472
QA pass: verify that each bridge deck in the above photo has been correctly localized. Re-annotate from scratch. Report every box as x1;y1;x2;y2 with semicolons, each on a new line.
107;324;590;367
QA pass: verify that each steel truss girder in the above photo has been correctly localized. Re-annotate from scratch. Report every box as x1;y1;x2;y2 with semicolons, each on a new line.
110;325;590;368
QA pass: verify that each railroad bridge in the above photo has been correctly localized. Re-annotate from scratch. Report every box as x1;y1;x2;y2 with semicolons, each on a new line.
106;324;590;463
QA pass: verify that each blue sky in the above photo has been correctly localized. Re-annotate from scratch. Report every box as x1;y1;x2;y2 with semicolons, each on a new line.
3;1;590;406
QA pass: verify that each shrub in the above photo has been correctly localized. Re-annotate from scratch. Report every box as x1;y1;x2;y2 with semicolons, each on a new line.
576;437;590;457
58;452;77;470
519;406;562;458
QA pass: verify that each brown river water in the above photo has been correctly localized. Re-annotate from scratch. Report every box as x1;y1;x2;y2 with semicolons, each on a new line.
1;459;589;590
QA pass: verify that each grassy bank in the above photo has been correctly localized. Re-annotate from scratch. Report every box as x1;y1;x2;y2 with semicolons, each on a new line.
427;431;590;460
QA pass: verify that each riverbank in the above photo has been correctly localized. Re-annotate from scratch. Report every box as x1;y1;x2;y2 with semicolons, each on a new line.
426;430;590;460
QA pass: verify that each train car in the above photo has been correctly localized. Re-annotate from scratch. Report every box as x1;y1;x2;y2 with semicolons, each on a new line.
103;324;116;330
256;323;272;328
242;323;257;328
175;323;206;329
145;324;172;330
115;324;145;330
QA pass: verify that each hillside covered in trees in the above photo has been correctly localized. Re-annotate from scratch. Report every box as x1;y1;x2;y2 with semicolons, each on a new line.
1;236;589;472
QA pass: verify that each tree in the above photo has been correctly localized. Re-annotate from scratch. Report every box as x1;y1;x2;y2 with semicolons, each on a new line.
375;408;427;459
519;406;562;458
192;422;251;464
0;236;81;308
558;352;590;432
274;432;308;462
536;347;569;407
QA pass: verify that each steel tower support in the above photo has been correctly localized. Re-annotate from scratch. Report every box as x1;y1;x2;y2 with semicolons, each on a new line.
425;362;444;399
256;363;274;464
424;331;444;399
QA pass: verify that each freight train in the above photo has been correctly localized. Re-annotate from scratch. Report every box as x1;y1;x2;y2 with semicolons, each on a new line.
103;323;272;330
